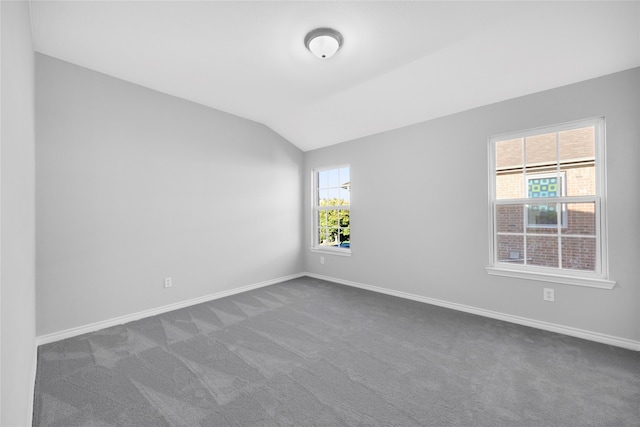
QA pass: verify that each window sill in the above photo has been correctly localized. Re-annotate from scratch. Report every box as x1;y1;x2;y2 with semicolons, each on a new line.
485;266;615;289
310;247;351;257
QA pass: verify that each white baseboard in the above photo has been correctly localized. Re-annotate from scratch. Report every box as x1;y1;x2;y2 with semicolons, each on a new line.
36;273;304;346
36;271;640;352
305;272;640;352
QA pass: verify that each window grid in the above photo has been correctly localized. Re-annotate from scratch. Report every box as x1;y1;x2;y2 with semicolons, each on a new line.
489;117;610;285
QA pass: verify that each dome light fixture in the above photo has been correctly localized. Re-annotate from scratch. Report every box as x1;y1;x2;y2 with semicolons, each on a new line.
304;28;343;59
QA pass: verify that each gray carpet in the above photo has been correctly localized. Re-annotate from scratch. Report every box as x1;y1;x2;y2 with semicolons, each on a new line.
33;277;640;426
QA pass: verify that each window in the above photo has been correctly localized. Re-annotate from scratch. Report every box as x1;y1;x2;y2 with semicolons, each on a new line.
311;165;351;255
487;118;614;289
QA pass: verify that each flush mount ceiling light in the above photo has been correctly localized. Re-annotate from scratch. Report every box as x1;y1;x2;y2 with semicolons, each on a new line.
304;28;343;59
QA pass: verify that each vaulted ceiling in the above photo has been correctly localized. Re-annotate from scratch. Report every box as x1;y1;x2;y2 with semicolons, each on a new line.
30;1;640;151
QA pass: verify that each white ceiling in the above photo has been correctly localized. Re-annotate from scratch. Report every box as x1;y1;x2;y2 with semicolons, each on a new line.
30;1;640;152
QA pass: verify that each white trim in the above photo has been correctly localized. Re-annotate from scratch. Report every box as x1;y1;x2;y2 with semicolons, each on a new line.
36;273;304;346
304;273;638;351
490;117;605;141
316;205;351;211
485;266;615;289
496;195;597;205
310;247;351;256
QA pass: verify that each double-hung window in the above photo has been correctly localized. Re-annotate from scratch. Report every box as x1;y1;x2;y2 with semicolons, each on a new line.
311;165;351;255
487;118;614;288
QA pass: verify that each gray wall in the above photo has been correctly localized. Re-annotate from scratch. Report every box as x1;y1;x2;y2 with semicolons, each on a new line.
1;1;37;425
304;68;640;343
36;55;304;336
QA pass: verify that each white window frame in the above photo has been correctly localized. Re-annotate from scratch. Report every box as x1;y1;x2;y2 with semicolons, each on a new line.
486;117;615;289
310;165;351;257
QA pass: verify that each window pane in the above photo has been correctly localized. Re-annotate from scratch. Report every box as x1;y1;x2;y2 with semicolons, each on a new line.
339;228;351;248
339;167;350;186
559;126;595;163
527;174;562;198
324;209;337;230
318;227;338;246
497;235;524;264
496;204;524;234
562;237;596;271
318;189;330;205
339;210;350;228
526;202;562;232
560;127;595;196
317;227;329;245
317;211;327;228
564;164;595;197
339;188;350;205
526;132;557;168
562;202;596;236
325;228;339;246
496;171;524;200
496;138;523;200
327;169;339;188
496;138;523;170
318;170;330;189
319;190;341;206
527;235;559;268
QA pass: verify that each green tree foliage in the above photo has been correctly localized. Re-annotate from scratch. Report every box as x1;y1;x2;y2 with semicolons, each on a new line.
318;198;350;245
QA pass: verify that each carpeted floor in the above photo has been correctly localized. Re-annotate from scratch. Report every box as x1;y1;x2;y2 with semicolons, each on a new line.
33;276;640;426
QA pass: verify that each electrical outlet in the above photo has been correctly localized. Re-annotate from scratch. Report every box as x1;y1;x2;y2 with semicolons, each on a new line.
164;277;172;288
320;256;325;265
543;288;554;302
